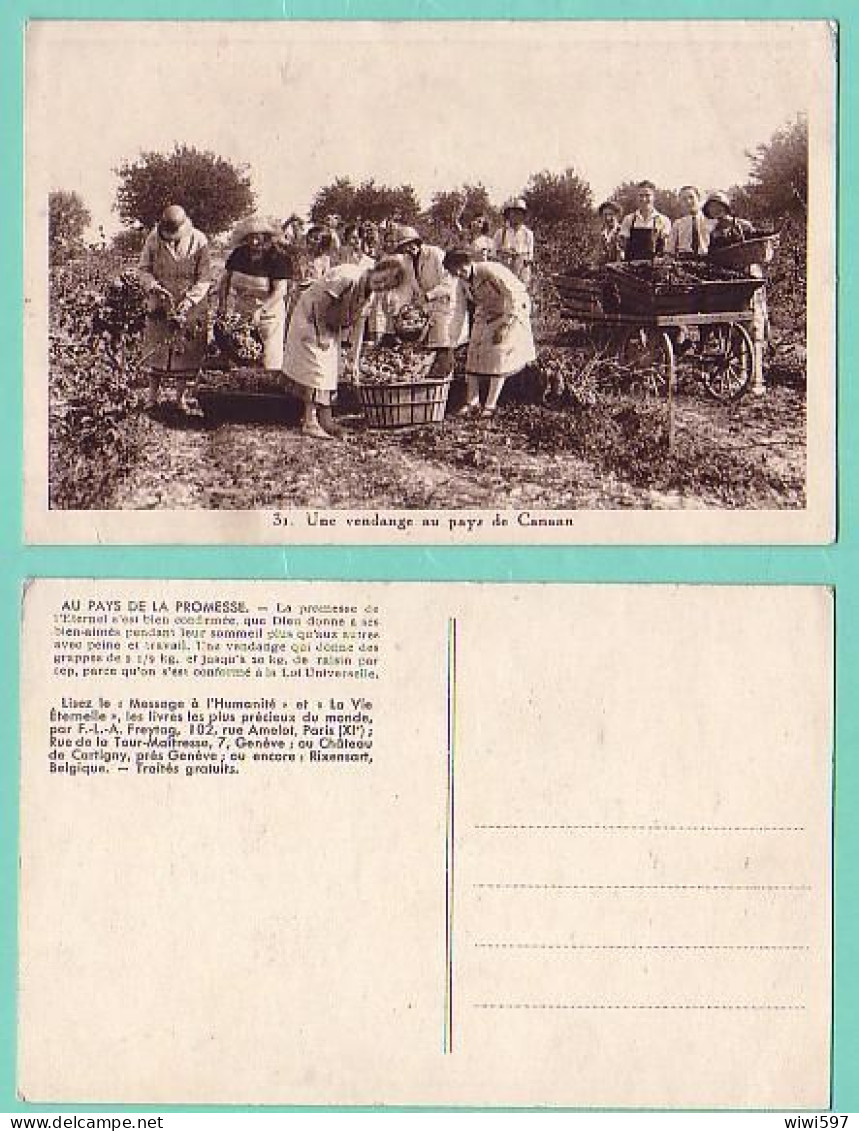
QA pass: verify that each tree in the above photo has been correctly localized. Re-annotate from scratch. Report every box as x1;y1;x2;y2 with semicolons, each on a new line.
309;177;421;224
114;144;255;236
308;176;356;222
610;181;683;221
743;114;808;221
428;183;495;227
522;167;593;225
515;168;595;274
110;227;147;257
421;183;497;246
49;189;91;264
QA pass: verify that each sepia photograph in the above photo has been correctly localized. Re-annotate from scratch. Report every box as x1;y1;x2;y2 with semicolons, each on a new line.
24;20;836;543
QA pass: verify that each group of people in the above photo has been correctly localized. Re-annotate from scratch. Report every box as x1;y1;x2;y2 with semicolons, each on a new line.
595;179;768;367
595;180;759;266
136;183;764;436
136;198;539;437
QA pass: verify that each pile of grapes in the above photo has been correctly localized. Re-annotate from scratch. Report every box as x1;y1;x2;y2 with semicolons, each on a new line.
611;260;746;288
213;312;265;366
359;344;437;385
393;303;430;343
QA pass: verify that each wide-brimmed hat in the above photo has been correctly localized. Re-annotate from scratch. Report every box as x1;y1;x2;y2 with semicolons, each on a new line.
393;224;422;251
597;200;622;218
702;191;733;219
230;215;281;245
503;197;528;214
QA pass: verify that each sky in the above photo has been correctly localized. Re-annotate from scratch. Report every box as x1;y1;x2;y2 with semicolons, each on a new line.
27;20;832;236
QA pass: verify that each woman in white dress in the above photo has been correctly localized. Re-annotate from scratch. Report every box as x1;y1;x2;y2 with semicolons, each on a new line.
443;249;536;418
391;226;469;377
282;257;403;439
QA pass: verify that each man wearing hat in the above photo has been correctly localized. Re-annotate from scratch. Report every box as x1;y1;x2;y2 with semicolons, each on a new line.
492;198;535;287
137;204;212;412
596;200;623;265
391;225;468;377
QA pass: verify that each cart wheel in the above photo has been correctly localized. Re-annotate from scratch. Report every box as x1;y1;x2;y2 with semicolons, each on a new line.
696;322;754;402
620;328;675;398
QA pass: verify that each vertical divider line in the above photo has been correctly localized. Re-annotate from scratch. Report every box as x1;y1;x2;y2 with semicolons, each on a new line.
443;616;457;1054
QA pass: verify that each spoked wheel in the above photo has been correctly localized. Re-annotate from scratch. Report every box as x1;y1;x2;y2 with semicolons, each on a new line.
620;327;676;398
695;322;754;402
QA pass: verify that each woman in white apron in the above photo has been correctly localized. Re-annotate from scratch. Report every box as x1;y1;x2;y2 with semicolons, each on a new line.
443;250;536;418
392;227;468;376
282;257;404;439
218;216;293;371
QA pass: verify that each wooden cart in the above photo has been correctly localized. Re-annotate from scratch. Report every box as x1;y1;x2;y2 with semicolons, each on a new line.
556;268;766;402
569;309;759;402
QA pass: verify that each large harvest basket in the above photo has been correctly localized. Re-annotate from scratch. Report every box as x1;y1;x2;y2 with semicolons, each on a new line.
356;377;452;428
709;235;779;271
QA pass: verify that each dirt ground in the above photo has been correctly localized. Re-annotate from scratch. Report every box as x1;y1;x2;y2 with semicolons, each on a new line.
109;379;806;512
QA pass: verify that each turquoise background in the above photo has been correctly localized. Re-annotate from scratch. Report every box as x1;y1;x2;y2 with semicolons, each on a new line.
0;0;853;1113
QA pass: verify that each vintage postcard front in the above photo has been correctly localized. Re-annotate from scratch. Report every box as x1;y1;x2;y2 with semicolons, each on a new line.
24;20;835;544
19;581;832;1106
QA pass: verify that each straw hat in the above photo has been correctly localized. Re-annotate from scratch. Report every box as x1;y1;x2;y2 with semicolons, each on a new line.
503;197;528;215
230;215;281;246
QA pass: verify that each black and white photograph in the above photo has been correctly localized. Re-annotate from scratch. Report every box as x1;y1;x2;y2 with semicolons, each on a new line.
25;20;836;543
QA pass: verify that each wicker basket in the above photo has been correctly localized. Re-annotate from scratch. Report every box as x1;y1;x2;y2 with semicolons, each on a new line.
357;377;452;428
709;235;779;270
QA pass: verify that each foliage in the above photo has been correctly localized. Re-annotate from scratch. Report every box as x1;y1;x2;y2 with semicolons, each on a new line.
744;114;808;221
115;143;255;235
213;313;264;366
49;190;91;264
110;227;147;257
49;253;148;508
510;168;598;327
724;116;809;352
522;167;593;224
395;386;804;509
309;177;421;224
427;183;496;227
498;399;803;505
